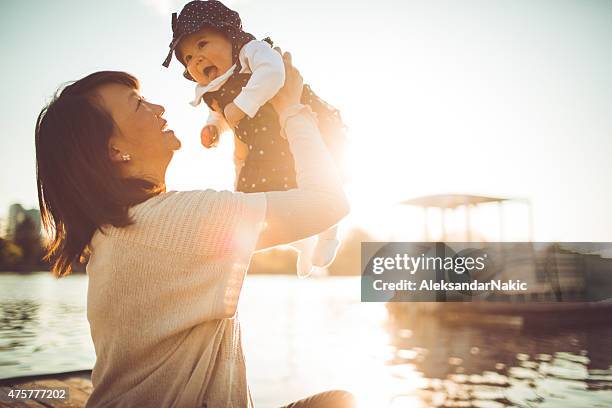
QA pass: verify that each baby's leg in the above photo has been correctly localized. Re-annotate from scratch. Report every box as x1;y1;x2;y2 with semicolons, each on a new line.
298;86;345;267
291;237;317;279
311;225;341;268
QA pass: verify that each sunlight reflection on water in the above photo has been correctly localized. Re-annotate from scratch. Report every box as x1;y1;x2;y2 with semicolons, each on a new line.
241;276;612;408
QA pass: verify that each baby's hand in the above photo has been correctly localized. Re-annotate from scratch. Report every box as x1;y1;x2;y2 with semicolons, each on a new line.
201;125;219;148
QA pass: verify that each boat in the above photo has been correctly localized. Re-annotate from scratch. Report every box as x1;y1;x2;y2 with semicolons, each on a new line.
386;194;612;326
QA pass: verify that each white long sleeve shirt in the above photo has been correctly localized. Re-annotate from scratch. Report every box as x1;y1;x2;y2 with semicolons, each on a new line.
191;39;286;128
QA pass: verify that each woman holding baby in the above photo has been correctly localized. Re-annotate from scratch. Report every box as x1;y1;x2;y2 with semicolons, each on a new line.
35;1;353;406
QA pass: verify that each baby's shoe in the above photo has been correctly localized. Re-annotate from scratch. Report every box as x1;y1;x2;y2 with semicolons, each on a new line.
311;239;341;268
295;238;317;279
297;256;315;279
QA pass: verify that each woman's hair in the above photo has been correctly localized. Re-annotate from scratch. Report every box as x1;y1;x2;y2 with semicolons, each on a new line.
35;71;163;277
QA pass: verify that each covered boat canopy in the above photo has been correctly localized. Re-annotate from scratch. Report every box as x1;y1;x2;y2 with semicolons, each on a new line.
399;193;532;241
399;194;512;209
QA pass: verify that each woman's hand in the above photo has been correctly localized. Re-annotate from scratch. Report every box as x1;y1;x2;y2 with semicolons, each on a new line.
270;49;304;116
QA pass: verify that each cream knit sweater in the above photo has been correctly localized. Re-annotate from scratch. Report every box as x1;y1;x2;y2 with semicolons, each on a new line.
85;106;348;408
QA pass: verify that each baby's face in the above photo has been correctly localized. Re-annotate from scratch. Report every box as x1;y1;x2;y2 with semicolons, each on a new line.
177;28;233;86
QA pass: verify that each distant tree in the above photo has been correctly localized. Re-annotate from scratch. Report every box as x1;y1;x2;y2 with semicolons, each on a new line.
0;237;23;270
245;228;376;276
13;216;44;270
248;248;297;275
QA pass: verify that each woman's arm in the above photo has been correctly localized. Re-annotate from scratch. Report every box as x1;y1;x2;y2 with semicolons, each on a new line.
255;51;349;250
233;135;248;189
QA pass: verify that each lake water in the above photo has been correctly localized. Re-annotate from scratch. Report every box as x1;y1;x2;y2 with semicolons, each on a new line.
1;272;611;407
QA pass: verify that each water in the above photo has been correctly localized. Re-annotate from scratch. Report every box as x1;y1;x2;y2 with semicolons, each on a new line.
1;273;611;407
0;273;95;377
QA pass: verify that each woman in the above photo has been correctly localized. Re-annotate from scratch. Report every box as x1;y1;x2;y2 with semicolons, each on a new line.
35;51;354;407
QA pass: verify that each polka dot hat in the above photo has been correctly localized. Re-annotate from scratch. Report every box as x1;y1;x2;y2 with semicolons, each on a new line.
161;0;255;81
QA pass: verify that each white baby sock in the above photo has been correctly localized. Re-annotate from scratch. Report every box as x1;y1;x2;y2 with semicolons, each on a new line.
292;237;317;279
311;225;341;268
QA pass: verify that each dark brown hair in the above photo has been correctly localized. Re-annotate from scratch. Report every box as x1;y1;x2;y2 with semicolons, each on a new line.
35;71;163;277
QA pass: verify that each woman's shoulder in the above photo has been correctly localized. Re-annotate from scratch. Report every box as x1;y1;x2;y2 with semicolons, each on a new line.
92;189;266;258
133;189;238;214
94;190;232;250
130;189;266;231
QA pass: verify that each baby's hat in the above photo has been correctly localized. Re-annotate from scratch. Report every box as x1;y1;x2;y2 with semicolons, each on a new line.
161;0;254;80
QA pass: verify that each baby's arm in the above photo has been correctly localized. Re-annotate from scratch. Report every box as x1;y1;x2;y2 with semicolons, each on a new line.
224;41;286;125
201;109;231;148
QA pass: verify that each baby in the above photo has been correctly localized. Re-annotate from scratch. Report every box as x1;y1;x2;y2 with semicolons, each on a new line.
162;0;347;277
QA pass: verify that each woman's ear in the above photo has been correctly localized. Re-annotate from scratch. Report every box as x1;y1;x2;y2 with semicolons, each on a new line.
109;145;131;163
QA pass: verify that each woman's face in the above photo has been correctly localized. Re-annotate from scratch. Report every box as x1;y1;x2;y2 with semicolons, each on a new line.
97;83;181;179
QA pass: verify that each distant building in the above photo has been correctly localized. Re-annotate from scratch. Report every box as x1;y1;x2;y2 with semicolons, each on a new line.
6;204;42;241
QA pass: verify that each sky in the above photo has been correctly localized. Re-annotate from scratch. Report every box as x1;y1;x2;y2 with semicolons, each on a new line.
1;0;612;241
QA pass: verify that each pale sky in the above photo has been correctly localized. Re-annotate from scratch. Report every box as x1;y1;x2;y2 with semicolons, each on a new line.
1;0;612;241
